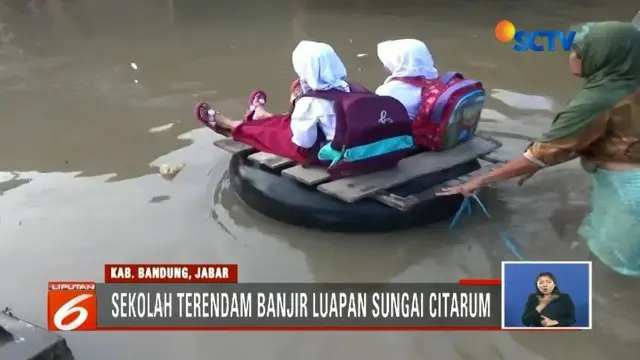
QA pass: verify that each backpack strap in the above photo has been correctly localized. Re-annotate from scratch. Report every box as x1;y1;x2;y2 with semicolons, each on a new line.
301;89;349;126
438;72;464;84
391;76;433;87
303;89;349;101
291;80;370;97
346;82;373;94
393;73;464;87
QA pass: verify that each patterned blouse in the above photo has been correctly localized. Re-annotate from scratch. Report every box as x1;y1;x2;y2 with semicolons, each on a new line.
525;90;640;167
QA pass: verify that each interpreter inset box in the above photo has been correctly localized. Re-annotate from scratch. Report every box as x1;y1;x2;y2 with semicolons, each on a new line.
501;261;591;329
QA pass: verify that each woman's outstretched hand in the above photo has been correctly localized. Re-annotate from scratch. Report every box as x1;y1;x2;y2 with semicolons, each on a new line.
436;179;483;198
436;156;541;197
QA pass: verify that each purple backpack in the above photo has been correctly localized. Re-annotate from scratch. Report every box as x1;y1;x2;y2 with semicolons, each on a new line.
303;85;414;179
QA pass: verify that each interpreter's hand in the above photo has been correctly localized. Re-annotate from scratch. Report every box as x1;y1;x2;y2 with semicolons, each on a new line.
436;179;483;198
540;316;558;327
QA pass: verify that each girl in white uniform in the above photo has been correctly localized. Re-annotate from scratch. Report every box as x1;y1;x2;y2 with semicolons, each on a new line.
204;41;353;163
375;39;439;119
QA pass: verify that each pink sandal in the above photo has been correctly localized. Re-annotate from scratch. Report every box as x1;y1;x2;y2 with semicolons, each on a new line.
194;102;233;137
243;90;267;122
194;102;219;131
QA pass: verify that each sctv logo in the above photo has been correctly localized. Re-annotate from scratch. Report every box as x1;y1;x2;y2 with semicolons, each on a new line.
495;20;576;52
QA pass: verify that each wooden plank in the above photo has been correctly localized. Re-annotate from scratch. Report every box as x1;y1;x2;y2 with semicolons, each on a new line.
318;136;501;203
282;165;331;186
213;138;254;154
373;176;470;212
248;152;296;169
373;192;418;212
372;163;498;212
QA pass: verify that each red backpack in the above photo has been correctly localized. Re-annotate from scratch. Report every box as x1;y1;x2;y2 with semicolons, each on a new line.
394;72;485;151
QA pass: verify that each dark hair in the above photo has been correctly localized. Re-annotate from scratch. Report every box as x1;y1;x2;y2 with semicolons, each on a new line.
535;272;560;295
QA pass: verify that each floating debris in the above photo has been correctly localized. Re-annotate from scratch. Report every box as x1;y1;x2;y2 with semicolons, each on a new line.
130;62;138;70
149;123;175;133
357;53;368;57
149;195;171;204
157;164;185;181
2;307;14;317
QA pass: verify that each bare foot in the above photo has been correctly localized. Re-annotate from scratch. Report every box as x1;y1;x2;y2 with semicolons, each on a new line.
215;113;242;130
253;106;273;120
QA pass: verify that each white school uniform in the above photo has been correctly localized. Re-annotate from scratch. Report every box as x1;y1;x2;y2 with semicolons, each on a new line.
289;40;350;148
374;39;439;119
290;97;337;148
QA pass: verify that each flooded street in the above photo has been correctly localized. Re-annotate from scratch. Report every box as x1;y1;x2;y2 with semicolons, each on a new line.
0;0;639;358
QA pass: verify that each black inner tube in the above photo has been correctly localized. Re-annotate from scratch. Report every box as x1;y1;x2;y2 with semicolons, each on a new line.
227;153;481;233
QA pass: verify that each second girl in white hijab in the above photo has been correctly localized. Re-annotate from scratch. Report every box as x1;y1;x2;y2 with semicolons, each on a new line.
375;39;438;119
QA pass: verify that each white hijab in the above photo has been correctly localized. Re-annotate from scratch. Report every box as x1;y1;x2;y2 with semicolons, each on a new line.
292;40;350;93
377;39;438;84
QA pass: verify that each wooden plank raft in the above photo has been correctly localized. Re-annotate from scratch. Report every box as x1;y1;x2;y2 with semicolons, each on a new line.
248;152;296;169
317;136;500;203
213;135;504;211
372;159;499;212
213;138;254;154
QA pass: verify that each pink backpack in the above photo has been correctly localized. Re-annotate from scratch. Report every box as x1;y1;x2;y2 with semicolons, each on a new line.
395;72;485;151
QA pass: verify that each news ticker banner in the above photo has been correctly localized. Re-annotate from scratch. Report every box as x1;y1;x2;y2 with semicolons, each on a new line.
47;264;502;331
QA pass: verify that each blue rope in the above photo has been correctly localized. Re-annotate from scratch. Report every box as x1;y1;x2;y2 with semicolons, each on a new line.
449;192;526;261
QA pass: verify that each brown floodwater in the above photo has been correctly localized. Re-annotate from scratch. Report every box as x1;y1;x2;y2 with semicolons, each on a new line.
0;0;639;359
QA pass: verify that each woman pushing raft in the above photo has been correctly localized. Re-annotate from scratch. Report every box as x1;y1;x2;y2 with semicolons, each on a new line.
197;40;362;164
438;21;640;277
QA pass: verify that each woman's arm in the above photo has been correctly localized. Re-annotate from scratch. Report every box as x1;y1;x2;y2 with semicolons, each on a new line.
473;111;609;188
437;156;542;196
523;110;609;169
521;294;542;327
555;294;576;327
438;107;611;197
472;156;542;187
